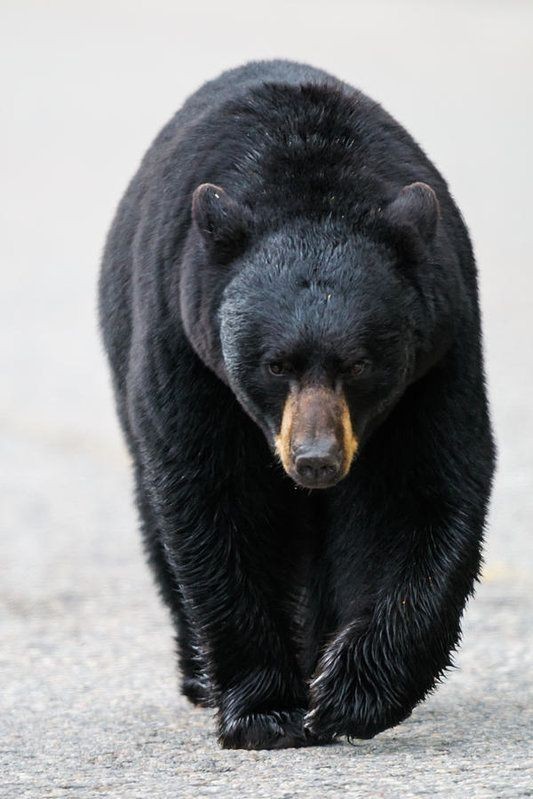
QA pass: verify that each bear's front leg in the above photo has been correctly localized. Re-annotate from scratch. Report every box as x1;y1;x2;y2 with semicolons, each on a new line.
162;478;313;747
305;503;485;741
305;357;494;741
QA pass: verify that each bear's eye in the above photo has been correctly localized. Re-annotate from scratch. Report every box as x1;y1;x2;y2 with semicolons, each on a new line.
268;360;292;377
349;360;369;378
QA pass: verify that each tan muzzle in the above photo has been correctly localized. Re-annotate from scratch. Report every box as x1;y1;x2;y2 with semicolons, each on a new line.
275;386;358;488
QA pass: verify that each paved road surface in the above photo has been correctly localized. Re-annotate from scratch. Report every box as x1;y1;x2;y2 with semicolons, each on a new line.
1;2;532;797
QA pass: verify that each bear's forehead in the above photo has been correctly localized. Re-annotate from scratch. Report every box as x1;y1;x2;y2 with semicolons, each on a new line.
296;275;333;294
278;259;349;297
286;264;365;305
275;246;387;296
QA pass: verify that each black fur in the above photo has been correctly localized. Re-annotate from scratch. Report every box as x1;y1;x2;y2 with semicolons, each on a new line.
98;60;495;749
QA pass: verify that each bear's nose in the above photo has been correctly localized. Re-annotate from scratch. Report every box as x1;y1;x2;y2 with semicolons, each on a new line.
294;440;342;488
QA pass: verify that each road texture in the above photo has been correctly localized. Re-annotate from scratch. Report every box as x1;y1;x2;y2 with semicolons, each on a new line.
1;2;532;797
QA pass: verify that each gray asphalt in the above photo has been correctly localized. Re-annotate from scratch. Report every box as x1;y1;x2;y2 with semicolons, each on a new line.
1;2;532;797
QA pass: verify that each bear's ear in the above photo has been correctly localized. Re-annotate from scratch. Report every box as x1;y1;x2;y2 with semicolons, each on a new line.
382;182;439;244
192;183;250;262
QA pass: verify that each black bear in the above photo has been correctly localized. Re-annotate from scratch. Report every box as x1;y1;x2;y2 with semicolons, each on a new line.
99;60;495;749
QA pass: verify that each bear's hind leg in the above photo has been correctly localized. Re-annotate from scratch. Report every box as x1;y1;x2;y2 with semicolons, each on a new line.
134;463;213;707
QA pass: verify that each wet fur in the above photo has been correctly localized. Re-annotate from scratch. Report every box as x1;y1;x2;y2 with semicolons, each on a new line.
98;60;495;749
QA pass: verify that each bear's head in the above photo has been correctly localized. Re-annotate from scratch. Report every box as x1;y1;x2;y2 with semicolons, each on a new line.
183;181;444;489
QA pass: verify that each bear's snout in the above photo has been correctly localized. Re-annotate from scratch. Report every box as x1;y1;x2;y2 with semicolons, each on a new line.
275;386;358;489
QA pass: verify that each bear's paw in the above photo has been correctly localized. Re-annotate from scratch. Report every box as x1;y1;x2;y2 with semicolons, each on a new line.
218;708;329;750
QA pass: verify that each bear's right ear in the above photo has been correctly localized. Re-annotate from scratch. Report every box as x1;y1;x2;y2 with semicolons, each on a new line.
192;183;250;262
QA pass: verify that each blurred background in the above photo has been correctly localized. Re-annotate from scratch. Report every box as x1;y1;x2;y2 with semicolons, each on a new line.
1;2;531;797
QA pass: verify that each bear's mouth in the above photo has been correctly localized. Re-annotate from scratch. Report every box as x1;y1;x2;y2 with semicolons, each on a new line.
275;385;358;489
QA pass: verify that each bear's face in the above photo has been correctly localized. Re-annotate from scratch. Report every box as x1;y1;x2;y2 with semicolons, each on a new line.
219;227;415;488
188;182;438;489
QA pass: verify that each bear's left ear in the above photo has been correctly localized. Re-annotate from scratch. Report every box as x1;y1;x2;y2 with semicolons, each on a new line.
382;182;439;244
192;183;250;262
